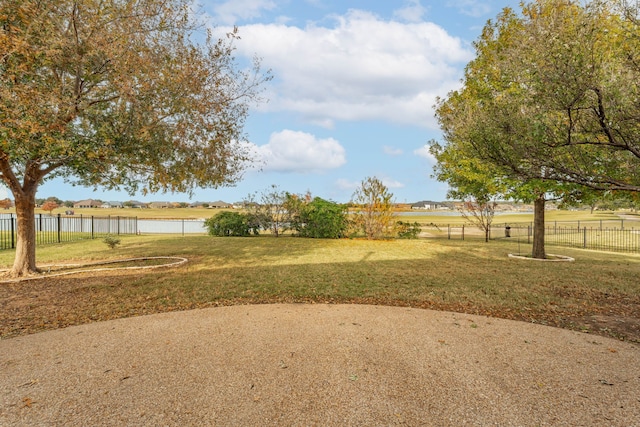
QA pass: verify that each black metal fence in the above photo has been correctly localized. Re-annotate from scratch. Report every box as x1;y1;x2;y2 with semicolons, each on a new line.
419;220;640;254
0;214;138;250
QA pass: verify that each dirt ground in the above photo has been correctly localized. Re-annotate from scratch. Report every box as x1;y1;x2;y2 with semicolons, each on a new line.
2;304;640;426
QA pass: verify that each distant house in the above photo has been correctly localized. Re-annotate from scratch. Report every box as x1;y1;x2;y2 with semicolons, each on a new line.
237;201;258;209
124;200;148;209
0;198;14;209
411;201;441;210
101;201;123;209
209;200;231;208
148;201;172;209
73;199;102;208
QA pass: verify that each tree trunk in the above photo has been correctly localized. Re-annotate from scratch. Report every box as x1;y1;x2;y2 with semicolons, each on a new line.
532;195;546;259
11;189;40;276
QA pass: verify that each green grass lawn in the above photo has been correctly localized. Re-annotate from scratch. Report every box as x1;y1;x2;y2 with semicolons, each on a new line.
1;234;638;342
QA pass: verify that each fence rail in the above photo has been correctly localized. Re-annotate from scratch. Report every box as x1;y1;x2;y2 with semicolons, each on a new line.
419;220;640;254
1;213;637;254
0;214;138;250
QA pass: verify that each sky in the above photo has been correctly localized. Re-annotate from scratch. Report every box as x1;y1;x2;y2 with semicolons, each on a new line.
33;0;522;205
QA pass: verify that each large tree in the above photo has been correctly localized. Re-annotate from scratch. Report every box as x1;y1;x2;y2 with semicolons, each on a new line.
459;0;640;192
432;0;640;258
0;0;269;276
429;136;569;257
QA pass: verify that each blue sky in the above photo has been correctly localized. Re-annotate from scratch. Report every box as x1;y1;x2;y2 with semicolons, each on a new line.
33;0;521;204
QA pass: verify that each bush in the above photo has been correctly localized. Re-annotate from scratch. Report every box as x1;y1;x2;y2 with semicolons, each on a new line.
396;221;421;239
297;197;348;239
103;234;121;249
204;211;258;237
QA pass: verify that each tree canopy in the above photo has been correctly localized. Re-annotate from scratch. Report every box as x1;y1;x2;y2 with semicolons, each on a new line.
0;0;269;276
457;0;638;191
431;0;640;258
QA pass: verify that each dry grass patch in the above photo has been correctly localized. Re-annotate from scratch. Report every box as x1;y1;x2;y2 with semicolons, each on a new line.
0;235;638;343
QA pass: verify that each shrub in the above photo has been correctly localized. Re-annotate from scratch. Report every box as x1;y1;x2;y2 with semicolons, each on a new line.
396;221;421;239
205;211;258;236
103;234;121;249
297;197;348;239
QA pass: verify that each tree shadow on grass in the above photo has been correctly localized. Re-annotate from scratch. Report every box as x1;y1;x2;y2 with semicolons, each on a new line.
2;238;639;343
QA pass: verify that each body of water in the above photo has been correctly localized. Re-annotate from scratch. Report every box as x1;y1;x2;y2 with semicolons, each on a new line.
397;211;534;217
137;219;206;234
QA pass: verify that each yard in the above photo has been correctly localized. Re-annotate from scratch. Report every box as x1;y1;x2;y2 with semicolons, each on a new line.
1;234;638;343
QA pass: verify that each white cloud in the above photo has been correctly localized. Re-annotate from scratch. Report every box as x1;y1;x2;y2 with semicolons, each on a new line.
335;178;360;192
211;0;277;25
383;145;404;156
216;9;472;128
393;0;428;23
382;177;405;189
446;0;491;18
250;130;346;173
414;144;436;162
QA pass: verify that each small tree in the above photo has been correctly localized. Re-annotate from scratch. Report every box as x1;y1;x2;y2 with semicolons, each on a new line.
283;193;306;233
351;177;396;240
246;185;290;237
458;197;497;243
41;200;59;215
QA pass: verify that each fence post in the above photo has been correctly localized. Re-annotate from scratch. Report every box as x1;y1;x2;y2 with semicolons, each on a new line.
57;214;61;243
117;216;120;235
448;224;450;240
462;224;464;241
91;216;94;239
528;225;531;244
11;214;15;249
583;227;587;249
